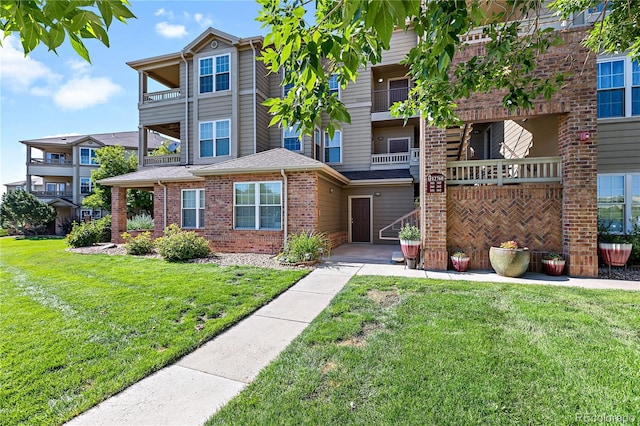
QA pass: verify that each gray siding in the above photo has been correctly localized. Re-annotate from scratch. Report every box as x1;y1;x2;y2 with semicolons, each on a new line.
342;67;372;105
238;93;255;157
342;185;414;244
238;48;255;92
379;30;416;66
318;177;343;233
372;126;415;154
597;118;640;173
256;97;271;153
140;102;184;127
256;58;270;98
332;106;372;172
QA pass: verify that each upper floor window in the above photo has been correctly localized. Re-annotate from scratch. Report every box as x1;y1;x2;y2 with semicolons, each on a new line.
80;148;97;165
199;54;230;94
80;177;92;194
234;181;282;230
182;189;205;228
329;74;339;98
45;152;67;164
314;127;322;161
283;124;301;151
597;57;640;118
324;129;342;164
282;70;294;97
200;120;230;158
597;174;640;233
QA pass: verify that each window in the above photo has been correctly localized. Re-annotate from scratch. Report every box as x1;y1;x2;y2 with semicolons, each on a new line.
80;148;97;165
388;138;409;153
282;70;294;97
80;178;92;194
329;74;339;97
45;152;66;164
91;210;101;219
324;130;342;163
597;57;640;118
283;124;301;151
314;127;322;161
200;120;230;157
597;174;640;233
199;54;230;94
182;189;205;228
234;181;282;230
46;183;65;194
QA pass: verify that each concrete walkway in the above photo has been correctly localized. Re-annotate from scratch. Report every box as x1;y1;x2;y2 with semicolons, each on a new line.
67;259;637;426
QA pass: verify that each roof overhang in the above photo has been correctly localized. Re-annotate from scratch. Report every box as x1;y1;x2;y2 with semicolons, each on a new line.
99;175;205;187
346;178;414;186
190;163;350;185
47;198;78;208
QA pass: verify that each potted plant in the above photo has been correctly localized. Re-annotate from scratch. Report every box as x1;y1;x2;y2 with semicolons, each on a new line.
489;240;530;277
450;250;470;272
399;223;420;269
541;252;565;276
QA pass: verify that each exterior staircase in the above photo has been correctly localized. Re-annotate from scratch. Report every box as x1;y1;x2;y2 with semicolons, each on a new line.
446;124;473;161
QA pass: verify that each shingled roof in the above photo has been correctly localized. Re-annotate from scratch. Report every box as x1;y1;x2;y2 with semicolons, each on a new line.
191;148;328;175
20;131;166;150
98;165;205;187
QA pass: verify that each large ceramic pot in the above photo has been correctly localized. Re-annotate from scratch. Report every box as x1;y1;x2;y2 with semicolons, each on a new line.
599;243;632;266
400;240;420;269
489;246;530;277
451;255;470;272
542;259;565;276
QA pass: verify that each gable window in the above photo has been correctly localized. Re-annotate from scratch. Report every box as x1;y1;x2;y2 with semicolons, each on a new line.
199;54;230;94
597;57;640;118
80;177;92;194
283;124;301;151
597;174;640;233
324;129;342;163
80;148;97;165
182;189;205;228
200;120;231;157
329;74;339;98
234;181;282;230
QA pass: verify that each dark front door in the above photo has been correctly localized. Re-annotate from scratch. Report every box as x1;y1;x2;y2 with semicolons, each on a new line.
351;198;371;243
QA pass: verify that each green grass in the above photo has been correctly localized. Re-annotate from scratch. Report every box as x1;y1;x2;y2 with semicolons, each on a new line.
209;276;640;425
0;238;307;425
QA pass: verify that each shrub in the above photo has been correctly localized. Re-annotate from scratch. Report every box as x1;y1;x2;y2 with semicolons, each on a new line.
279;230;330;264
0;228;8;237
154;224;210;262
64;215;111;248
122;231;154;255
127;214;154;231
398;224;420;241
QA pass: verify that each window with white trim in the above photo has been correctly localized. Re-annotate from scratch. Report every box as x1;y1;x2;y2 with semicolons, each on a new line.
80;177;92;194
45;152;67;164
283;124;301;151
234;181;282;230
199;54;230;94
182;189;205;228
597;174;640;233
200;120;230;157
329;74;339;98
597;57;640;118
314;127;322;161
80;148;97;165
324;129;342;163
388;138;409;153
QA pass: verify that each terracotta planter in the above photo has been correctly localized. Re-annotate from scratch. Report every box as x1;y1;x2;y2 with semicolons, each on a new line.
489;247;530;277
451;256;470;272
542;259;565;276
599;243;632;267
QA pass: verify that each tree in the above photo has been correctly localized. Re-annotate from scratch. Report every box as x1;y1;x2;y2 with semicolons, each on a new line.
0;190;56;234
82;145;152;215
258;0;639;134
148;140;180;156
0;0;135;62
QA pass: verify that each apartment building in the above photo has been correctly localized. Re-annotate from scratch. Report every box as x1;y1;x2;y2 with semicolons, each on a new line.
100;9;637;277
15;131;164;233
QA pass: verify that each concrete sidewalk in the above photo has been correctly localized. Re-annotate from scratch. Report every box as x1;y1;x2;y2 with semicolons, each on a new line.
67;260;637;426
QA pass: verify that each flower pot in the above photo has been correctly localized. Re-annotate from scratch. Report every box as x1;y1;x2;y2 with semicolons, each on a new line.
400;240;420;269
489;246;530;277
542;259;565;276
451;256;470;272
599;243;632;267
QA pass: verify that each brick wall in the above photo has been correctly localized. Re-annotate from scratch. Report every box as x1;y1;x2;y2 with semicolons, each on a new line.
110;187;127;243
447;184;563;271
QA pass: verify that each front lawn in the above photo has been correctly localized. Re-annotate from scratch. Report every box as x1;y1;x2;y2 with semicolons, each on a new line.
0;238;307;425
209;276;640;425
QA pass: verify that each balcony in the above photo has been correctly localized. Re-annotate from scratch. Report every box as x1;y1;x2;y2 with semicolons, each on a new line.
459;13;569;46
371;148;420;169
446;157;562;186
31;190;73;198
372;87;409;113
28;158;74;177
143;154;182;167
143;88;182;104
30;158;73;165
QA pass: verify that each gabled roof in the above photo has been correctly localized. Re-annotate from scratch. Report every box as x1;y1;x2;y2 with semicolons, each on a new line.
20;131;166;150
183;27;263;52
47;198;78;208
98;165;206;187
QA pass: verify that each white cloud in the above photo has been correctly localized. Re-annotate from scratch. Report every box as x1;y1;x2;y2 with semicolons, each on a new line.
0;35;60;91
53;76;122;110
154;8;174;19
194;13;213;27
67;59;91;75
155;22;188;38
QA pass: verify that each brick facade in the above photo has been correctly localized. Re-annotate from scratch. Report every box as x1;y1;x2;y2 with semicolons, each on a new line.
425;27;598;276
110;186;128;244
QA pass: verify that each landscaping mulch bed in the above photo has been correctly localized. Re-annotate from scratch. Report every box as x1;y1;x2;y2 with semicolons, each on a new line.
598;264;640;281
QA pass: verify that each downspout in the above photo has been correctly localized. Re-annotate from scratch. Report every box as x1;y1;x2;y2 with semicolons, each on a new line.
280;169;288;248
180;52;189;164
157;180;167;233
250;40;257;154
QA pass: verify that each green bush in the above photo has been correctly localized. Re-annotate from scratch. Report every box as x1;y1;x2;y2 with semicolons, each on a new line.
154;224;210;262
122;231;154;255
279;230;330;264
0;228;8;237
127;214;154;231
64;215;112;248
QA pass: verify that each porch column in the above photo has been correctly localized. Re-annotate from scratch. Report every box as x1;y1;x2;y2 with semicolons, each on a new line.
420;123;448;270
153;183;165;239
558;110;598;277
111;186;128;244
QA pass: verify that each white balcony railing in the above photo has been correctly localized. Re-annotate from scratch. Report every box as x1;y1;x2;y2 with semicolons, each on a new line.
459;13;567;45
143;89;181;103
446;157;562;186
410;148;420;164
30;158;73;166
143;154;182;166
371;152;410;166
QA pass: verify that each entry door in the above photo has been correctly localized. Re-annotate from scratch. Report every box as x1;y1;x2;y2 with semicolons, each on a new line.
351;197;371;243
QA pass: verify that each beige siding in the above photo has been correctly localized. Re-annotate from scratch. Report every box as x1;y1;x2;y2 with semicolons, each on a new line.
140;102;184;127
238;94;255;156
372;126;415;154
342;67;371;105
256;98;271;152
318;178;343;233
195;38;233;56
343;185;414;244
521;115;558;157
332;106;372;172
379;30;416;66
256;60;270;97
238;48;255;92
197;96;232;119
597;118;640;172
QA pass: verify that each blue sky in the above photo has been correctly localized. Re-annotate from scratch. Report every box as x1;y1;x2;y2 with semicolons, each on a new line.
0;0;266;195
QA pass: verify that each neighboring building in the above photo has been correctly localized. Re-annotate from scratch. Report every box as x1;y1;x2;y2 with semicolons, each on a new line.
14;131;164;234
100;11;634;277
